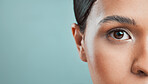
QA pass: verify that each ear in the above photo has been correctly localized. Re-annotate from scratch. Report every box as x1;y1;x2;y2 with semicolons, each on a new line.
71;23;87;62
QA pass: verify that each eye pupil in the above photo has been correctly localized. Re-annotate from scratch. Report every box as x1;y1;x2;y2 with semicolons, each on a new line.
114;30;124;39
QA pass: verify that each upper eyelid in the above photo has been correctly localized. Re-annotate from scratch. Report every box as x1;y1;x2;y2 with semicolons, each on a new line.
107;27;129;34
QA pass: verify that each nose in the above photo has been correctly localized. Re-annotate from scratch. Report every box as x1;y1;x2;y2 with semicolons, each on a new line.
132;59;148;76
131;38;148;76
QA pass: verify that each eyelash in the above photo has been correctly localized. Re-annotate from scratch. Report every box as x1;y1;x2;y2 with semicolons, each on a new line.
106;27;132;41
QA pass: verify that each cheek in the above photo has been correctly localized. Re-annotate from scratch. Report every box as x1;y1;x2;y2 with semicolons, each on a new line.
86;37;134;83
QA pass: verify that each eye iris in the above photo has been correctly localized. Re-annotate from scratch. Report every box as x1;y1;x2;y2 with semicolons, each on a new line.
114;30;124;39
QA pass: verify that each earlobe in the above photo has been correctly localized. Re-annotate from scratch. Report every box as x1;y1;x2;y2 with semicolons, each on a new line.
71;23;87;62
79;46;87;62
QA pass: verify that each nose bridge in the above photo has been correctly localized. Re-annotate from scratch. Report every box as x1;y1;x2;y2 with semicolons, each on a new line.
139;34;148;56
139;35;148;66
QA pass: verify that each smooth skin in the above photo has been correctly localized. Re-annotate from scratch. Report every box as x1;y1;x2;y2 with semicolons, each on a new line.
72;0;148;84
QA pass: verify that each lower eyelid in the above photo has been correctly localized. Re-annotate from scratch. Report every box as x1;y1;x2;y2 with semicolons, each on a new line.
107;35;132;43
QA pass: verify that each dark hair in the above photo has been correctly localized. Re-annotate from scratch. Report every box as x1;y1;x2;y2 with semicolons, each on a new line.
73;0;96;33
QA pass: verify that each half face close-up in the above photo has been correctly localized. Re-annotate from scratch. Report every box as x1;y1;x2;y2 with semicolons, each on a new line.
72;0;148;84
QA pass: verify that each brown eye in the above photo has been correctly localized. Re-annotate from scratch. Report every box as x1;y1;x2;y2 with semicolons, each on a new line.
113;30;124;39
108;29;131;40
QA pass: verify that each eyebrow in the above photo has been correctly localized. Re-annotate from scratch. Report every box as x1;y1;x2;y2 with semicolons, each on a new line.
99;15;136;25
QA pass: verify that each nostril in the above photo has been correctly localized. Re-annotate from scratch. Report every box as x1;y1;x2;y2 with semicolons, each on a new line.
131;59;148;77
137;70;147;76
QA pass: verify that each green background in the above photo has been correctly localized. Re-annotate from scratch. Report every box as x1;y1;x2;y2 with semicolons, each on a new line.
0;0;92;84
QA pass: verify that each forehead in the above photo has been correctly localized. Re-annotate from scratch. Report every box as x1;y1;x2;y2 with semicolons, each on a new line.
101;0;148;15
88;0;148;26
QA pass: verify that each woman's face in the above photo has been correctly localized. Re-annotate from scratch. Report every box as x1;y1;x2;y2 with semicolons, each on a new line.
72;0;148;84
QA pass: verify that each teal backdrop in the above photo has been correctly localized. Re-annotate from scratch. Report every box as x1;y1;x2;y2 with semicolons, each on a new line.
0;0;93;84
